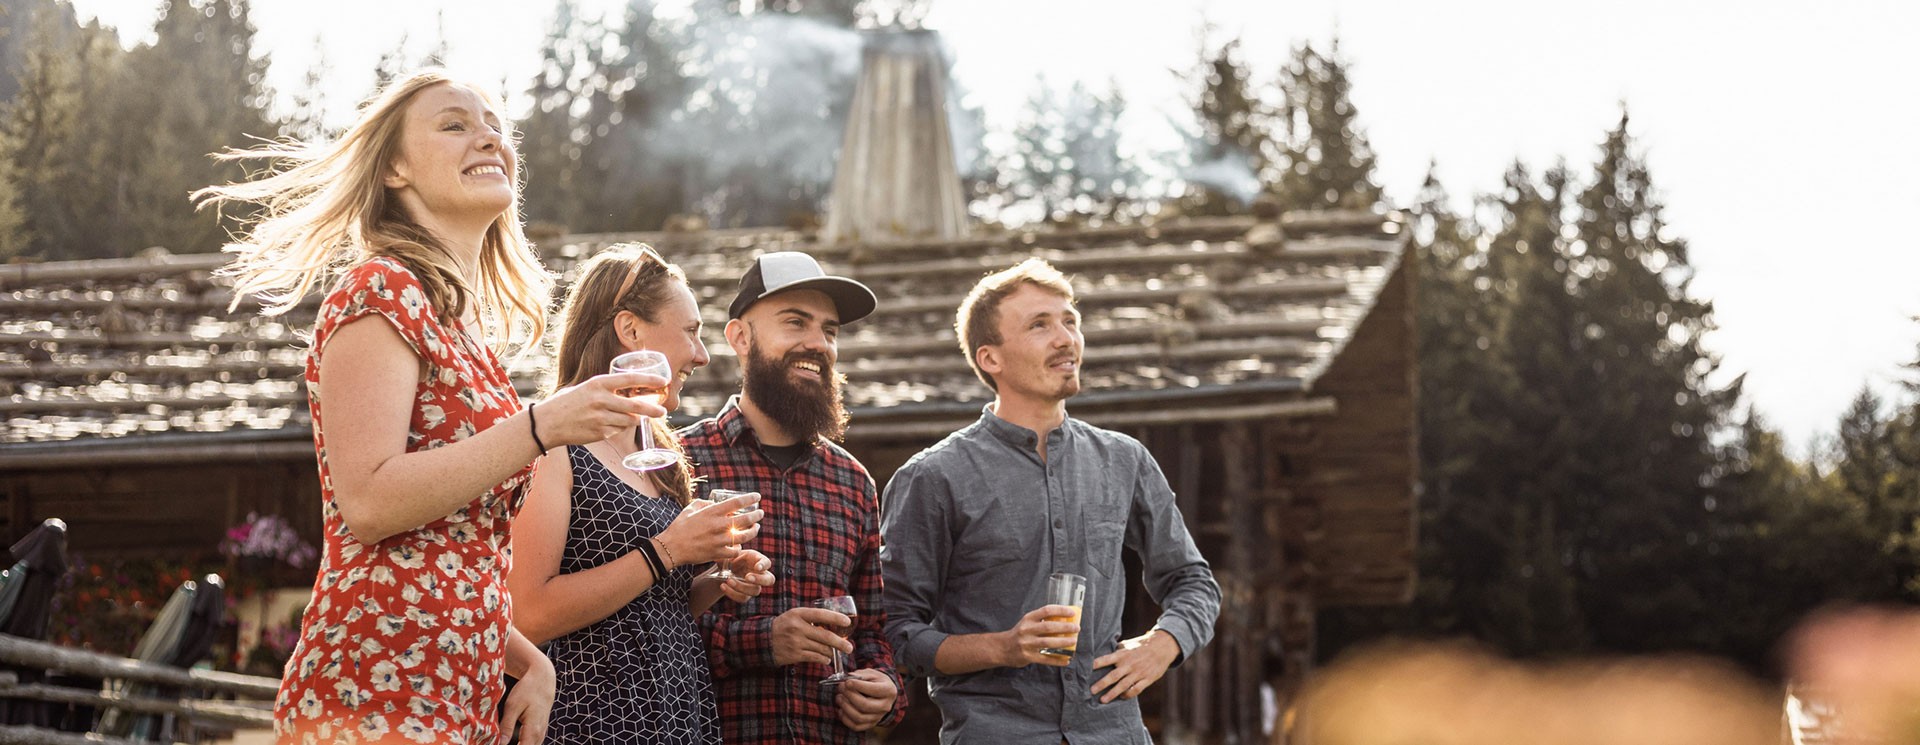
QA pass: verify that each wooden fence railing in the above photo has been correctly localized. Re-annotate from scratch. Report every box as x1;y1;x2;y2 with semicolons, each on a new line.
0;633;277;745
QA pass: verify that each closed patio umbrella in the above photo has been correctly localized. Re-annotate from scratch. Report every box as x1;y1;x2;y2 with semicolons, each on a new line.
0;518;71;728
94;574;226;741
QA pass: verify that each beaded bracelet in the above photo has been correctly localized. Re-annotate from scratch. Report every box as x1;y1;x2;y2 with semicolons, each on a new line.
653;538;678;571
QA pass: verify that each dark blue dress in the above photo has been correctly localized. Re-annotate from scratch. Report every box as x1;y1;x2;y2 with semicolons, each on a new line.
543;445;720;744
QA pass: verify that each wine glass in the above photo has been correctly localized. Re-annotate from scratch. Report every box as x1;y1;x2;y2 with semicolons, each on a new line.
710;489;758;581
609;349;680;472
814;595;857;686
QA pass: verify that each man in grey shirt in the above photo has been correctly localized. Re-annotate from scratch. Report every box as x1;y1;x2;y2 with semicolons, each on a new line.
880;259;1221;743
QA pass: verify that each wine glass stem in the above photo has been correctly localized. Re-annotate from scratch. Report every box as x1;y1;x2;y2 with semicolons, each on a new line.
638;416;655;450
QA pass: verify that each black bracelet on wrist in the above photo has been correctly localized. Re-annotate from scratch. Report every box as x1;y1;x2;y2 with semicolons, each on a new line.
635;538;668;580
527;402;549;455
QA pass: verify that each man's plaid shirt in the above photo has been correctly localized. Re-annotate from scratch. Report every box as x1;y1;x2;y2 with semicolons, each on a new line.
680;398;907;744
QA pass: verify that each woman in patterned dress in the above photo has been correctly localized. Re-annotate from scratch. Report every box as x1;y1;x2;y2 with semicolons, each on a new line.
508;245;777;744
196;71;671;744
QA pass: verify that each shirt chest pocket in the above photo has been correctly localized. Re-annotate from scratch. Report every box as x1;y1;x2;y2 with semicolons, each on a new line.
1088;516;1129;578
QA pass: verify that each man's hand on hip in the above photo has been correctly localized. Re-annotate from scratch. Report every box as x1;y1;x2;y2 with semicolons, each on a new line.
1090;629;1181;703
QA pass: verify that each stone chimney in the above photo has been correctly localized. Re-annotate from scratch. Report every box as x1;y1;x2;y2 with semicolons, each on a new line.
823;29;969;244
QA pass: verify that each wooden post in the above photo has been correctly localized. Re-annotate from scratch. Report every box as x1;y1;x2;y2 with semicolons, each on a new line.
1222;421;1263;741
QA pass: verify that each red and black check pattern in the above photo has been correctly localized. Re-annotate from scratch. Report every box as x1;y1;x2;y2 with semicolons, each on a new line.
681;399;907;744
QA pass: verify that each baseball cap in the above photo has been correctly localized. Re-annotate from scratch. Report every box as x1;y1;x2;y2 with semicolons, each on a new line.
727;251;877;324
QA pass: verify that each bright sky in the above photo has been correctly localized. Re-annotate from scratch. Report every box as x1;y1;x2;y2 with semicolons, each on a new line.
69;0;1920;454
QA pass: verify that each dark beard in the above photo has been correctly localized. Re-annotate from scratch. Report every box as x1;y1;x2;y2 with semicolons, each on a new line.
742;343;848;443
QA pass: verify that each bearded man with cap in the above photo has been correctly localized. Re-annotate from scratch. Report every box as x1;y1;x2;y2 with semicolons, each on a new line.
680;251;906;743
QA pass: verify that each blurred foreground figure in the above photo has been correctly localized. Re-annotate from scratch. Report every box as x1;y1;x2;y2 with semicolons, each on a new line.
1288;641;1779;745
1789;606;1920;744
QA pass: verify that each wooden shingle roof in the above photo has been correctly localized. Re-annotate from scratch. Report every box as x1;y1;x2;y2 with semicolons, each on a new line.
0;210;1404;463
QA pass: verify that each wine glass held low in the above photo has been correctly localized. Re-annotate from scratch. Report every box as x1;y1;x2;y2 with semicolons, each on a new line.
610;349;681;471
709;489;760;581
814;595;858;686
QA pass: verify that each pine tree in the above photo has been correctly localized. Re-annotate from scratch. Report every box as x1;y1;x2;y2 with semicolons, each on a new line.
578;0;696;231
371;34;412;94
100;0;276;255
1006;79;1141;224
946;76;999;224
1402;167;1507;634
519;0;596;230
1702;408;1886;670
1468;162;1593;654
1270;39;1383;211
0;6;121;259
1551;111;1733;653
1175;35;1266;216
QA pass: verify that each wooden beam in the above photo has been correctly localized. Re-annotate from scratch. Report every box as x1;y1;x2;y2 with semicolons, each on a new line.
876;275;1351;317
0;254;226;288
0;393;305;415
834;314;1329;358
0;634;278;699
827;338;1322;380
0;360;305;380
0;440;313;470
0;332;293;349
0;724;187;745
841;397;1336;442
0;682;271;728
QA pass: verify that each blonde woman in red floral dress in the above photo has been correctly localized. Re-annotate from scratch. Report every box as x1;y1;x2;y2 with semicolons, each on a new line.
196;71;667;744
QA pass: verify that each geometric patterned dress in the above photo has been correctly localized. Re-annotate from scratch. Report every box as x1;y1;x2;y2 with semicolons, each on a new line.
274;257;533;744
542;445;721;744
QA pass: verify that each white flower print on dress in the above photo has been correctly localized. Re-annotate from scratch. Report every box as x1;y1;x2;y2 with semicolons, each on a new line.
297;687;324;719
434;629;464;656
356;713;390;741
404;607;438;628
434;551;462;576
396;644;425;669
369;661;401;693
388;544;426;570
398;716;434;743
276;260;531;745
397;284;427;320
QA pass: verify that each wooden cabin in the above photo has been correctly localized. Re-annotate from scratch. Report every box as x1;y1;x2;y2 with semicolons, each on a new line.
0;207;1414;741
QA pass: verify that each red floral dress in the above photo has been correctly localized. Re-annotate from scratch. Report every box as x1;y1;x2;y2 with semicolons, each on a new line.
274;258;533;744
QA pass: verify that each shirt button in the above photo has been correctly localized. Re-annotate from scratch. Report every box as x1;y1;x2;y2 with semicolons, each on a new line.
1053;518;1064;529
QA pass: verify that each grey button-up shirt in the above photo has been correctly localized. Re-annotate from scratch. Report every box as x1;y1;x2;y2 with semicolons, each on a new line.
880;407;1221;744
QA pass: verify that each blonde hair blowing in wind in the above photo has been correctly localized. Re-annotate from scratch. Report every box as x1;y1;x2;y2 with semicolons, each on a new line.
192;70;550;352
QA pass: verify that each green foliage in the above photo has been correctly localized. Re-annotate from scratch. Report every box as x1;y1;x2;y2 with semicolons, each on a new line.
1325;113;1900;674
0;5;120;260
1174;36;1383;218
1270;40;1382;211
0;0;276;260
1002;79;1143;223
1175;35;1266;216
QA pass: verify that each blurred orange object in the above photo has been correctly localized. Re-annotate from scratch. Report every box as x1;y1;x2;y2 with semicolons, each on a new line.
1788;605;1920;744
1287;640;1779;745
